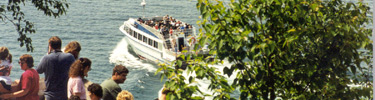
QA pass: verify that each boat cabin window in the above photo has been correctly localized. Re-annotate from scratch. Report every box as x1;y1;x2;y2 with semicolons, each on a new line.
138;34;142;41
154;41;158;48
148;39;153;46
143;36;147;43
124;27;129;33
129;29;133;36
134;32;137;38
128;28;132;35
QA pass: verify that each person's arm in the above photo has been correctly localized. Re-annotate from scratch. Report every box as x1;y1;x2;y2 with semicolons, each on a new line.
109;87;122;99
0;86;30;99
1;71;32;99
36;56;46;74
71;78;84;97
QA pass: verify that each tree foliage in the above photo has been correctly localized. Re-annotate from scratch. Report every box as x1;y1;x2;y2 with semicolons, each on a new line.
157;0;372;99
0;0;69;52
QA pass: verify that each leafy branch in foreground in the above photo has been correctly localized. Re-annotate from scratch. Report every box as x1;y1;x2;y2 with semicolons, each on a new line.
157;0;373;99
0;0;69;52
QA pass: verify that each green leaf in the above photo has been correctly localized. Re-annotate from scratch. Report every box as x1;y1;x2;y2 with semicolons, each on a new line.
287;29;296;33
177;60;182;68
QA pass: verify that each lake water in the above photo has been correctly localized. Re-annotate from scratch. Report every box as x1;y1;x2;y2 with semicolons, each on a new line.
0;0;373;100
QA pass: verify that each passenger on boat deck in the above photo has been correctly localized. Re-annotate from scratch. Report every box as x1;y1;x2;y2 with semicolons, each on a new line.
170;20;175;28
188;25;193;29
175;21;181;28
146;19;152;26
87;83;103;100
159;25;163;32
0;54;39;100
150;20;155;27
163;15;169;21
170;17;174;21
137;17;142;22
154;24;159;30
116;90;134;100
68;58;92;100
162;26;169;36
0;47;13;94
169;27;173;35
37;36;76;100
179;25;185;32
64;41;81;59
101;65;129;100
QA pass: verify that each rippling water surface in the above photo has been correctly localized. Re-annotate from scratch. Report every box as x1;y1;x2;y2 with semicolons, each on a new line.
0;0;373;99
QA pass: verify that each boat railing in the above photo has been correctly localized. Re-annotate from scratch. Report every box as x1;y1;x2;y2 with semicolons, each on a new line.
170;28;195;38
165;49;181;57
135;21;172;50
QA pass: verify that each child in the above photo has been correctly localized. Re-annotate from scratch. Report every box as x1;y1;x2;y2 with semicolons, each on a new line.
87;83;103;100
0;47;12;93
68;58;92;99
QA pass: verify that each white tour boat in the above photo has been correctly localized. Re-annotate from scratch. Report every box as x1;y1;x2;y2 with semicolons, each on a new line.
119;16;197;64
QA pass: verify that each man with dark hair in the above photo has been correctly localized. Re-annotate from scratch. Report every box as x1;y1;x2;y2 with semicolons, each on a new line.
101;65;129;100
88;83;103;100
37;36;76;100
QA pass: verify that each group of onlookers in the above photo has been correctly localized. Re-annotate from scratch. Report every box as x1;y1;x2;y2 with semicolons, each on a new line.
0;36;134;100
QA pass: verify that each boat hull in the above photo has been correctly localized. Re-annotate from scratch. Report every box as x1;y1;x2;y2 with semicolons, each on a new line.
120;23;173;64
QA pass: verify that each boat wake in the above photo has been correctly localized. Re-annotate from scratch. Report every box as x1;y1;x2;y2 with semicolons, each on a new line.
109;38;157;72
180;60;237;99
110;38;237;99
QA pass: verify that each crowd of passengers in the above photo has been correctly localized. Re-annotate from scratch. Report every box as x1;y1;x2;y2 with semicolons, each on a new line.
137;15;194;38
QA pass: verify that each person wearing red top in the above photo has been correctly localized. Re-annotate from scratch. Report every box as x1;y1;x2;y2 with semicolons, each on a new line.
0;54;39;100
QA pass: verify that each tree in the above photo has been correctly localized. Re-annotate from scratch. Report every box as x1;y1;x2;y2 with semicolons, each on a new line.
157;0;372;99
0;0;69;52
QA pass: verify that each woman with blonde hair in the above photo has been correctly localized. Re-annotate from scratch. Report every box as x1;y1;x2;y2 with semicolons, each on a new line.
64;41;81;59
68;58;91;100
116;90;134;100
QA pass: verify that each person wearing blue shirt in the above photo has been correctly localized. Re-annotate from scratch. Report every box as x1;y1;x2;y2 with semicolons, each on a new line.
37;36;75;100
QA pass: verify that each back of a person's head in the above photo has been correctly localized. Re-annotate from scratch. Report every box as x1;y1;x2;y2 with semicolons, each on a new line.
19;54;34;68
49;36;62;49
88;83;103;98
68;95;81;100
116;90;134;100
64;41;81;53
69;58;91;77
112;65;129;75
0;47;9;60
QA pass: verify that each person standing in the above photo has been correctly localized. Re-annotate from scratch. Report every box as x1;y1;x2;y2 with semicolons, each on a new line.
68;58;92;100
101;65;129;100
64;41;81;59
0;54;39;100
37;36;76;100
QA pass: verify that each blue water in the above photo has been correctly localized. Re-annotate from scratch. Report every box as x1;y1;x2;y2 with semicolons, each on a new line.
0;0;373;100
